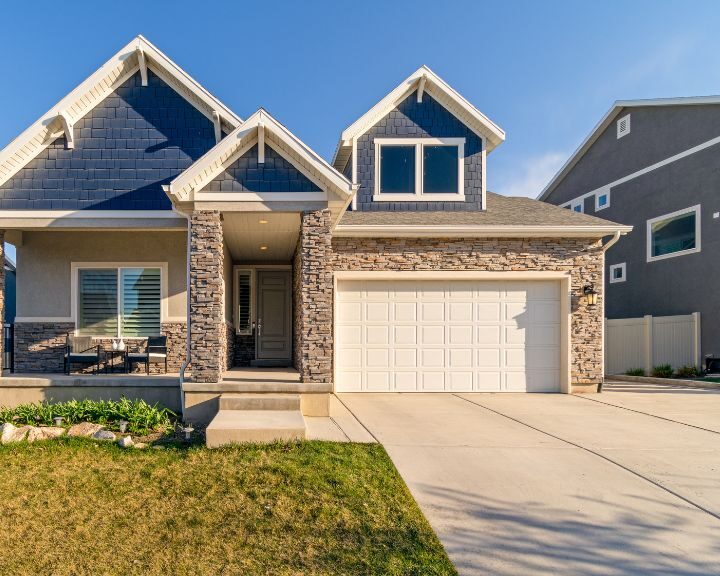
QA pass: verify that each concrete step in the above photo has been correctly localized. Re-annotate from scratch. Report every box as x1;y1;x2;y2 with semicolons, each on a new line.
219;393;301;411
206;410;306;447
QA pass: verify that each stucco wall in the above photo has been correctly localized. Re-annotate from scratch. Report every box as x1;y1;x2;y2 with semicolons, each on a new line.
16;230;187;319
330;236;605;391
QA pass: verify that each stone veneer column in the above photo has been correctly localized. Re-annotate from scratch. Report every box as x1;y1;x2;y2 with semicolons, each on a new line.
296;209;333;383
189;211;225;383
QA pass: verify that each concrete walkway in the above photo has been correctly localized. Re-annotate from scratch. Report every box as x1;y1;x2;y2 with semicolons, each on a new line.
338;387;720;576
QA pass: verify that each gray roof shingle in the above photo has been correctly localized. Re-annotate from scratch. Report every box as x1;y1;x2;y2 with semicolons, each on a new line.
339;192;625;228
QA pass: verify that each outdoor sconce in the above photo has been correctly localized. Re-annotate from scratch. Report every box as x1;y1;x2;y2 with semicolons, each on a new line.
583;284;598;306
118;420;129;433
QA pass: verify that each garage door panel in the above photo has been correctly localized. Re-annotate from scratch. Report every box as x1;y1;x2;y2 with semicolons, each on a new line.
394;302;417;321
366;325;389;345
421;302;445;321
335;279;561;393
477;302;501;322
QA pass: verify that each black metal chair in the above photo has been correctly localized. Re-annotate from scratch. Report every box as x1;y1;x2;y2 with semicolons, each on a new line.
125;336;168;374
64;334;101;375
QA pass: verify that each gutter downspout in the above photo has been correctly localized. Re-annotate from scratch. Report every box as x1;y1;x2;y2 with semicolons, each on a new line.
165;188;191;417
598;230;624;392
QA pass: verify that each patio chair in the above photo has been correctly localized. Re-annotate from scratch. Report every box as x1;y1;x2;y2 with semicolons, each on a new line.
125;336;168;374
64;334;102;375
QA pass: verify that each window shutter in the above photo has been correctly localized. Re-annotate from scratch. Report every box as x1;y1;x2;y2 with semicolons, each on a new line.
78;269;118;336
237;271;252;334
121;268;161;337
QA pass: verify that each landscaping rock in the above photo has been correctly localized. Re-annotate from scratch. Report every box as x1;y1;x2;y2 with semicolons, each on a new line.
68;422;104;438
39;427;66;440
133;442;148;449
117;436;134;448
92;430;116;441
25;427;45;443
1;423;25;444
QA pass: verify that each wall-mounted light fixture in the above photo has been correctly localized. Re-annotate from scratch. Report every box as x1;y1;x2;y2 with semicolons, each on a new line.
583;284;598;306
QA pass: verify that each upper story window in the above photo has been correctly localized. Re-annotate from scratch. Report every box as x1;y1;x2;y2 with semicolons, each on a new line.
646;205;701;262
570;198;584;213
374;138;465;201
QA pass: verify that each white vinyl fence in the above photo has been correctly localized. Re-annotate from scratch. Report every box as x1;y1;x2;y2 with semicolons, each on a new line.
605;313;701;375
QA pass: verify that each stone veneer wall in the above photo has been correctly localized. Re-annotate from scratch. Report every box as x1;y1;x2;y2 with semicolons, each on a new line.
294;210;334;383
13;322;186;374
189;211;225;383
330;237;605;389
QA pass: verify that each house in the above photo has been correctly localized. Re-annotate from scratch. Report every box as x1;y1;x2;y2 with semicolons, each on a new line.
0;36;629;438
538;97;720;365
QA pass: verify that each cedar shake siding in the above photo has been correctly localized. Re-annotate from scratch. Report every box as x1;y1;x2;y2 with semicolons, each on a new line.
204;144;321;193
0;70;217;210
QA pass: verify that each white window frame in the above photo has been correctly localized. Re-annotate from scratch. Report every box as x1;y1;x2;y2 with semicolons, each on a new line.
595;189;611;211
617;114;631;139
646;205;701;262
373;137;465;201
609;262;626;284
71;262;168;338
570;198;584;213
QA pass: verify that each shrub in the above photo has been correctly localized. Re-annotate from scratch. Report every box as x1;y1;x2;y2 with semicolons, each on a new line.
0;398;176;435
651;364;674;378
625;368;645;376
675;365;699;378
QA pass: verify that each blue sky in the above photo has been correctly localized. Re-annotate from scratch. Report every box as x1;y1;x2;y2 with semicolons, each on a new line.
1;0;720;208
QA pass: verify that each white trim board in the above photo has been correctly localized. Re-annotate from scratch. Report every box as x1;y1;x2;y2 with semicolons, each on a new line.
646;204;701;262
559;133;720;211
333;224;632;238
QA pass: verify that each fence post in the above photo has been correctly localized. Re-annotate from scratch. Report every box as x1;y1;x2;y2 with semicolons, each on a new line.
692;312;701;369
643;315;653;375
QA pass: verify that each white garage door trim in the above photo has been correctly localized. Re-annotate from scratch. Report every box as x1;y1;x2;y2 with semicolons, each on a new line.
333;271;571;394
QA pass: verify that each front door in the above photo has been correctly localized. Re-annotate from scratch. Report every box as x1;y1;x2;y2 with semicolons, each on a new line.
256;270;292;361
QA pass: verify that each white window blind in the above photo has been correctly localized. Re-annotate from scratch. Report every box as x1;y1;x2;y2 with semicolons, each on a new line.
237;270;252;334
78;269;118;336
121;268;161;337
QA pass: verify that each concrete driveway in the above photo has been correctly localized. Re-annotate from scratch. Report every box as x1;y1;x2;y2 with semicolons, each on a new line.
337;383;720;576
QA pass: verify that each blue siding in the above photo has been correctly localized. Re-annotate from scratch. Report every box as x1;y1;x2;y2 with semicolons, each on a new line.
356;92;484;211
204;143;320;192
0;70;217;210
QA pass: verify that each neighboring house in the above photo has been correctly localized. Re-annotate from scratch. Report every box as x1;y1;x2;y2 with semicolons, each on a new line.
538;97;720;363
0;36;628;423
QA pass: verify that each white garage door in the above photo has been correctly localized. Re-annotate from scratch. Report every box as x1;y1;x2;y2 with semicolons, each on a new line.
335;279;561;392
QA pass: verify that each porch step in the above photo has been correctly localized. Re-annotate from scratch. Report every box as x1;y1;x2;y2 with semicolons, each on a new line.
206;410;306;447
219;393;300;411
250;359;292;368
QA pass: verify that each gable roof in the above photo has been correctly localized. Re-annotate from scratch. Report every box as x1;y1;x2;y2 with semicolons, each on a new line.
168;108;356;202
537;95;720;201
336;191;631;237
0;35;242;189
332;65;505;171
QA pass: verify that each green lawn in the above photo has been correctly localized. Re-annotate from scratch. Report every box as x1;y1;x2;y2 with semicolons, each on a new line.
0;438;456;576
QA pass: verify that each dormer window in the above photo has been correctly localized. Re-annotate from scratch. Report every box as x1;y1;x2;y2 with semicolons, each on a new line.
374;137;465;201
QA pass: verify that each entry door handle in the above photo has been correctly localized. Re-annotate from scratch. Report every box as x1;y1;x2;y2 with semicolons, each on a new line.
257;318;262;335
